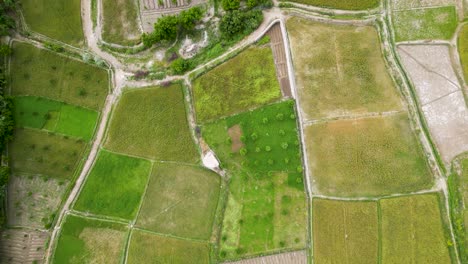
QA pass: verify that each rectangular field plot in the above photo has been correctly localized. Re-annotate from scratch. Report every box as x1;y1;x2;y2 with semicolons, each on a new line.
225;250;307;264
74;150;152;220
102;0;140;45
203;101;308;259
0;229;48;264
21;0;83;45
127;230;210;264
380;194;452;263
312;199;378;264
305;114;432;196
392;6;457;41
52;215;127;264
391;0;457;10
10;43;109;110
9;128;87;180
14;96;99;140
104;85;199;162
193;45;281;123
282;0;379;10
136;163;220;240
286;17;402;120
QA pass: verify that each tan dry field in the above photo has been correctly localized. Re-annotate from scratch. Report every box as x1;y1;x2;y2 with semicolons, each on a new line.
0;229;48;264
391;0;457;10
224;250;307;264
398;44;468;163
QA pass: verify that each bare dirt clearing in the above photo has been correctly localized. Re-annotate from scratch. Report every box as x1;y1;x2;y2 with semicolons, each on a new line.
228;124;244;152
0;229;48;263
398;44;468;163
224;250;307;264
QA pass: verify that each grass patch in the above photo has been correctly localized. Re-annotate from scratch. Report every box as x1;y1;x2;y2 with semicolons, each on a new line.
457;24;468;82
203;101;307;259
53;215;127;264
136;163;220;240
13;96;99;140
128;230;210;263
380;194;452;263
74;150;152;220
312;199;378;264
10;42;109;110
286;17;402;120
101;0;140;46
392;6;458;41
193;46;281;123
9;128;86;180
305;114;432;197
282;0;379;10
21;0;84;45
105;85;199;162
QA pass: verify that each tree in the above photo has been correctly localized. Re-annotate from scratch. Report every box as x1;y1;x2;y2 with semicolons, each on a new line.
179;7;204;31
170;58;189;74
220;10;263;40
222;0;240;11
153;15;179;41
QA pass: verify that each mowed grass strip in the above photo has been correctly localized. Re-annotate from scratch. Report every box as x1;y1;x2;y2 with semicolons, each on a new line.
9;128;86;180
10;43;109;110
102;0;140;45
286;17;402;120
127;230;210;264
21;0;84;45
312;199;378;264
305;114;432;197
53;215;127;264
380;194;452;263
392;6;457;41
74;150;151;220
193;46;281;123
105;85;199;162
136;163;221;240
14;96;99;140
282;0;379;10
457;24;468;82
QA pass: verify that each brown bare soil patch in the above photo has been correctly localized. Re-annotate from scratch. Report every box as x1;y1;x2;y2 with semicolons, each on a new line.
228;124;244;152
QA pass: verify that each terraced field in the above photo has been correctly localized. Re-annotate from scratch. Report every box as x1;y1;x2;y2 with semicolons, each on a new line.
0;229;48;263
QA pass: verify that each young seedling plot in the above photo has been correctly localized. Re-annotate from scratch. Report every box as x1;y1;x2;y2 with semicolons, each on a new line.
203;101;307;259
192;45;282;123
136;163;221;240
101;0;141;45
304;114;432;197
280;0;380;10
52;215;128;264
286;17;403;121
104;85;199;162
392;6;457;42
398;45;468;163
127;230;211;264
312;199;378;264
20;0;84;45
380;194;452;263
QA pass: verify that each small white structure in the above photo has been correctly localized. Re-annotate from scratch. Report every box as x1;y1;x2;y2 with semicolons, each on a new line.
202;150;219;170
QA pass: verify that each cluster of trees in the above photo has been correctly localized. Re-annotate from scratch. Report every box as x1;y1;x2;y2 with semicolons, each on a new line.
0;0;15;37
222;0;269;10
142;7;204;47
219;10;263;40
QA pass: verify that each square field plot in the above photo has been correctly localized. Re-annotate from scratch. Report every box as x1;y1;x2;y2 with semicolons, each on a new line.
104;85;199;163
10;43;109;110
9;128;87;180
74;150;152;220
380;194;452;263
193;46;281;123
312;199;378;264
52;215;127;264
305;114;432;196
136;163;221;240
392;6;457;42
286;17;402;120
282;0;380;10
102;0;140;45
127;230;210;264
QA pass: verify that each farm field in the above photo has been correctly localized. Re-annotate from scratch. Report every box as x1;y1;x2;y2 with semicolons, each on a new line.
202;101;308;259
102;0;140;45
10;42;109;110
192;45;282;123
74;150;152;220
224;250;307;264
53;215;127;264
20;0;84;45
127;230;210;264
0;229;48;263
14;96;99;140
136;163;221;240
380;194;452;263
286;17;402;120
392;6;457;42
391;0;457;10
304;114;432;196
104;85;199;162
398;45;468;163
458;24;468;81
312;199;378;264
281;0;379;10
